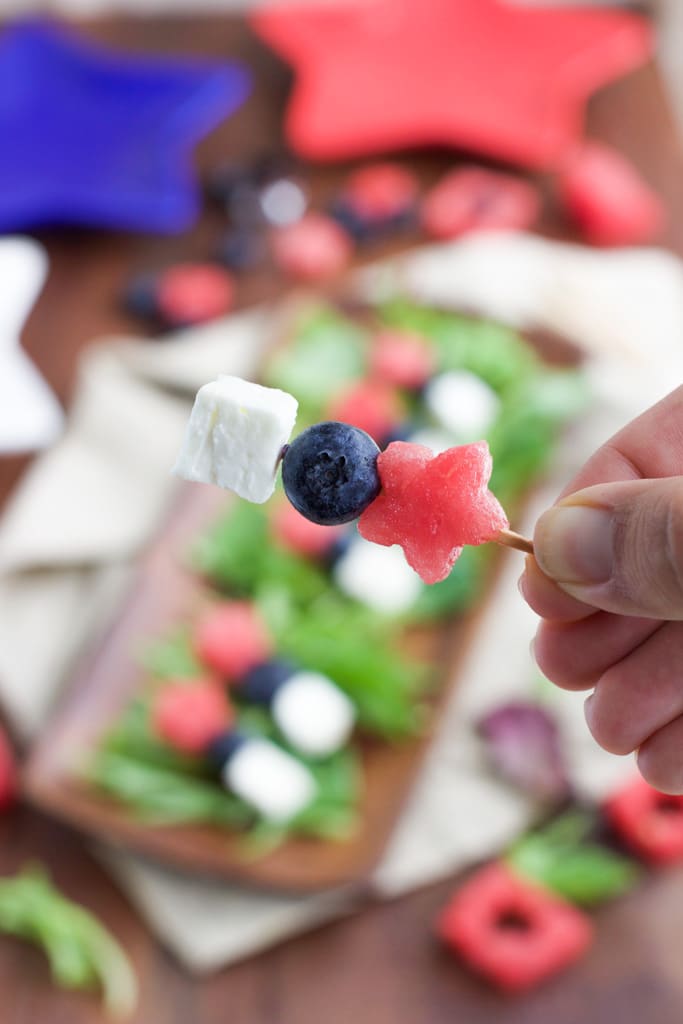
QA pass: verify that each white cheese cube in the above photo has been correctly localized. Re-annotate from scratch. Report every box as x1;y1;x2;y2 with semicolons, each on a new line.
272;671;356;758
173;375;298;503
222;738;316;822
333;535;422;615
424;370;500;441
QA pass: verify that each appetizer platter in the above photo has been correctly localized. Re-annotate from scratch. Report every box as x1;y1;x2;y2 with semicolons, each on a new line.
24;291;585;891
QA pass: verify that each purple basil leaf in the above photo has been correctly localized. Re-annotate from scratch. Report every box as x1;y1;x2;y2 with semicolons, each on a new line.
478;701;570;801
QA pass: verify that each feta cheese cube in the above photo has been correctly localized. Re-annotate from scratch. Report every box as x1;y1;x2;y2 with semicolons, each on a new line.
272;671;356;758
222;737;316;822
173;375;298;503
424;370;500;441
333;535;422;615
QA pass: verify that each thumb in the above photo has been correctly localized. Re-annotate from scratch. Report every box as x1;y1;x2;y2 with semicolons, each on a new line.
533;477;683;618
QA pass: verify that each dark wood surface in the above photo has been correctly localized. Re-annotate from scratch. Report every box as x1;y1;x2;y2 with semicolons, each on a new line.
2;12;683;1023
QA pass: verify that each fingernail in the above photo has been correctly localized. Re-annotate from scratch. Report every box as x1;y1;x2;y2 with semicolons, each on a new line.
529;634;537;661
517;572;528;599
534;505;613;584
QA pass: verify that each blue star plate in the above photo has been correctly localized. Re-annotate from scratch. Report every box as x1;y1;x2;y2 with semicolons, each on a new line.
0;19;251;233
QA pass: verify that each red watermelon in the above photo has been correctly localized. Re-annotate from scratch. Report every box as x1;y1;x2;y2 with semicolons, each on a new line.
359;440;508;583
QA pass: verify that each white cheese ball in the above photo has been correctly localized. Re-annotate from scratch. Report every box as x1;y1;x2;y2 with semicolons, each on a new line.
333;535;422;615
222;738;316;822
424;370;499;441
272;671;356;759
173;375;298;503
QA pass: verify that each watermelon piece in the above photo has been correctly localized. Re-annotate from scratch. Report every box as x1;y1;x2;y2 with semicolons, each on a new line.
271;501;345;557
358;440;508;583
270;212;352;280
369;329;436;390
421;167;540;241
559;142;663;246
344;162;418;222
157;263;235;326
195;602;272;681
153;680;231;754
327;379;404;444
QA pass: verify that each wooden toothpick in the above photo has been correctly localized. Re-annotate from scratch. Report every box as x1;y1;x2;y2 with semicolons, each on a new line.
495;528;534;555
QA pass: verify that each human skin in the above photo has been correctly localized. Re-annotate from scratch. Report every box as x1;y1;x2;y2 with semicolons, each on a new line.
519;385;683;794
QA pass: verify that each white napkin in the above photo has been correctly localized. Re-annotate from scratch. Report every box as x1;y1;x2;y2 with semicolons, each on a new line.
0;238;64;455
1;235;679;971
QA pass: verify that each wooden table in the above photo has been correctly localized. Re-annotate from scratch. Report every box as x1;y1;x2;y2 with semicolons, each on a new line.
2;14;683;1023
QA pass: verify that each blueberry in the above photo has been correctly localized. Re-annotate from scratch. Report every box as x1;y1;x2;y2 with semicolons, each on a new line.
240;659;296;706
214;228;267;272
281;421;381;526
204;730;248;772
122;272;159;320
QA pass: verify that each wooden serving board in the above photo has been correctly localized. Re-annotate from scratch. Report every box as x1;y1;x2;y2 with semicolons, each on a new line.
22;475;484;891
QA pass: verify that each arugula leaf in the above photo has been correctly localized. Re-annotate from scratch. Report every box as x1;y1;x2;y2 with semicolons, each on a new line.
193;501;328;604
0;866;137;1018
142;629;202;680
507;812;640;906
265;310;367;411
257;589;429;738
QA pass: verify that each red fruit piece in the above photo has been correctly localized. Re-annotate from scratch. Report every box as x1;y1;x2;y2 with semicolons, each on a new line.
437;862;593;993
369;330;436;390
271;501;345;557
271;212;352;281
343;162;418;221
0;725;16;810
153;680;231;754
421;167;540;240
604;776;683;865
195;602;272;681
559;142;663;246
358;440;508;584
157;263;235;326
327;379;404;445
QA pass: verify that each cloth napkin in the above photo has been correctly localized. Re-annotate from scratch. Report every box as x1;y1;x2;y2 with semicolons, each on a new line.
1;234;682;971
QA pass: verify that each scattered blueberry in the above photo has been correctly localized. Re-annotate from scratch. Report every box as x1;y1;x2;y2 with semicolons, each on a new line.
281;421;381;526
240;659;296;706
206;162;251;209
123;271;159;320
214;228;268;272
204;730;248;771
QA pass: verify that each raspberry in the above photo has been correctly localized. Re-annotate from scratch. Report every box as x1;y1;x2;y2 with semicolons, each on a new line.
327;379;404;445
559;142;663;247
343;162;418;222
604;776;683;865
152;680;231;754
270;501;345;557
437;862;592;992
421;167;540;240
194;602;272;681
369;329;435;390
270;212;352;281
0;725;17;810
156;263;235;326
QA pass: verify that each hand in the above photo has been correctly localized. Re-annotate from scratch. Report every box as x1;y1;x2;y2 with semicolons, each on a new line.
520;385;683;794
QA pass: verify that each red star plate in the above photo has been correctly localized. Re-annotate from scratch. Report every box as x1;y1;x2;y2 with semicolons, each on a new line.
251;0;652;168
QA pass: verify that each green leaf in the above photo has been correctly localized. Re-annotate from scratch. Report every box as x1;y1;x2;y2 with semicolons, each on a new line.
265;311;367;410
193;501;328;604
142;629;202;680
410;545;488;620
507;812;640;906
261;595;430;738
0;866;137;1018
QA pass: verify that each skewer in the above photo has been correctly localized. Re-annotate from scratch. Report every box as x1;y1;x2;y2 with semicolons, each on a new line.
495;528;534;555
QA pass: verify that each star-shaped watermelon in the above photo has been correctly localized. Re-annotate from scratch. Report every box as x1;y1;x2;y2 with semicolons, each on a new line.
251;0;652;168
358;441;508;584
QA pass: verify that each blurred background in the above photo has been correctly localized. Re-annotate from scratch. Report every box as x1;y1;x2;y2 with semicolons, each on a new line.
0;1;683;1023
